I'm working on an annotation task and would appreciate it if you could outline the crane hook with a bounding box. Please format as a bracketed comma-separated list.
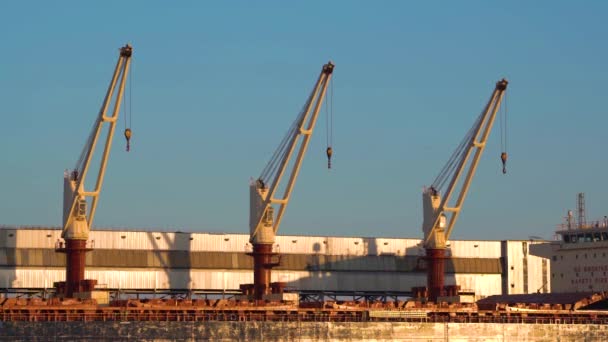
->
[326, 146, 333, 169]
[124, 128, 132, 152]
[500, 152, 507, 174]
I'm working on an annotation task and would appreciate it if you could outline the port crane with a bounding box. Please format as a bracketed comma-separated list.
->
[421, 79, 508, 302]
[57, 44, 133, 297]
[248, 61, 334, 300]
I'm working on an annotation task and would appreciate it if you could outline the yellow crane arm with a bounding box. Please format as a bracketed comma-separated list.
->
[422, 79, 508, 248]
[62, 44, 133, 240]
[249, 62, 334, 244]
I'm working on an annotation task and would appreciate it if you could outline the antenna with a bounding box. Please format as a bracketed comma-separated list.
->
[577, 193, 586, 229]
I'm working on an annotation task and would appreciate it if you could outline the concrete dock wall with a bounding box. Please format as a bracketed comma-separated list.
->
[1, 321, 606, 341]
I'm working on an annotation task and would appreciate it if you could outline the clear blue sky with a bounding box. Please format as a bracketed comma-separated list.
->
[0, 1, 607, 240]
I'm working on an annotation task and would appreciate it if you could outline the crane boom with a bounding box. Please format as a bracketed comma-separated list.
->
[420, 78, 508, 302]
[62, 44, 133, 240]
[250, 61, 334, 245]
[57, 44, 132, 298]
[422, 78, 508, 248]
[247, 61, 334, 300]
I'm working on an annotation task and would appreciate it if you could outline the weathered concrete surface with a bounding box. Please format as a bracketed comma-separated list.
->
[0, 321, 606, 341]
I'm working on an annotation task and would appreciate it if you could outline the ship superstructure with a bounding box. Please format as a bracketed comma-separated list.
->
[531, 193, 608, 293]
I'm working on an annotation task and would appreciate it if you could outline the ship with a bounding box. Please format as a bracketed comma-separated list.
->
[2, 226, 608, 341]
[2, 45, 607, 340]
[531, 193, 608, 293]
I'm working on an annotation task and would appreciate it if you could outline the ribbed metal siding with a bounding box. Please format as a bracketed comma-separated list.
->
[448, 241, 502, 258]
[1, 248, 502, 274]
[1, 228, 60, 249]
[453, 274, 502, 298]
[0, 267, 503, 297]
[0, 228, 533, 264]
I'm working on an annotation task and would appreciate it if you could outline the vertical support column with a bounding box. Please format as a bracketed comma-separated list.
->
[56, 239, 94, 297]
[426, 248, 446, 302]
[65, 239, 87, 297]
[250, 243, 278, 301]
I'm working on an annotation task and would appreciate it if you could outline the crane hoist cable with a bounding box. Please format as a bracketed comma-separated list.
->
[325, 76, 334, 169]
[499, 90, 508, 174]
[123, 59, 133, 152]
[431, 112, 484, 193]
[259, 92, 313, 185]
[74, 120, 99, 179]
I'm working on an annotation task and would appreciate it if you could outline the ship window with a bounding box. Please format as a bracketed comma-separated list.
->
[561, 256, 564, 260]
[570, 235, 577, 243]
[561, 273, 563, 278]
[585, 234, 593, 242]
[591, 272, 594, 276]
[603, 232, 608, 241]
[576, 254, 579, 259]
[594, 233, 601, 241]
[552, 273, 555, 278]
[552, 256, 557, 261]
[604, 253, 606, 258]
[585, 254, 588, 259]
[564, 235, 571, 243]
[594, 253, 597, 258]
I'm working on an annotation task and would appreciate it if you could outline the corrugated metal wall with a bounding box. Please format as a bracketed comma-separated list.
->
[503, 240, 551, 295]
[0, 227, 507, 258]
[0, 228, 546, 297]
[0, 248, 502, 274]
[0, 267, 502, 296]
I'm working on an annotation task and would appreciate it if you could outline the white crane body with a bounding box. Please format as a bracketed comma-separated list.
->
[422, 79, 508, 249]
[62, 44, 132, 241]
[247, 61, 334, 300]
[57, 44, 132, 298]
[249, 62, 334, 245]
[420, 79, 508, 302]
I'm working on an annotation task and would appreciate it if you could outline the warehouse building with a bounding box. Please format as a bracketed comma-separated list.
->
[0, 226, 549, 299]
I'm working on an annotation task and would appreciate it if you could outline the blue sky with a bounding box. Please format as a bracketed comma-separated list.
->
[0, 1, 607, 240]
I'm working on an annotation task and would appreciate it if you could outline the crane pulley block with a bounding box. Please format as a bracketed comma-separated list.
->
[326, 146, 333, 169]
[124, 128, 132, 152]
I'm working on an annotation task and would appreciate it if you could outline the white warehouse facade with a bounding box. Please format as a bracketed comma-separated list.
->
[0, 226, 549, 299]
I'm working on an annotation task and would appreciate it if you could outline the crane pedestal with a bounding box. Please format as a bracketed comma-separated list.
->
[426, 248, 446, 302]
[247, 243, 280, 301]
[55, 239, 95, 297]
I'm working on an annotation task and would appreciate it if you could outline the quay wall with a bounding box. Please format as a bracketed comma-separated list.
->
[1, 321, 606, 341]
